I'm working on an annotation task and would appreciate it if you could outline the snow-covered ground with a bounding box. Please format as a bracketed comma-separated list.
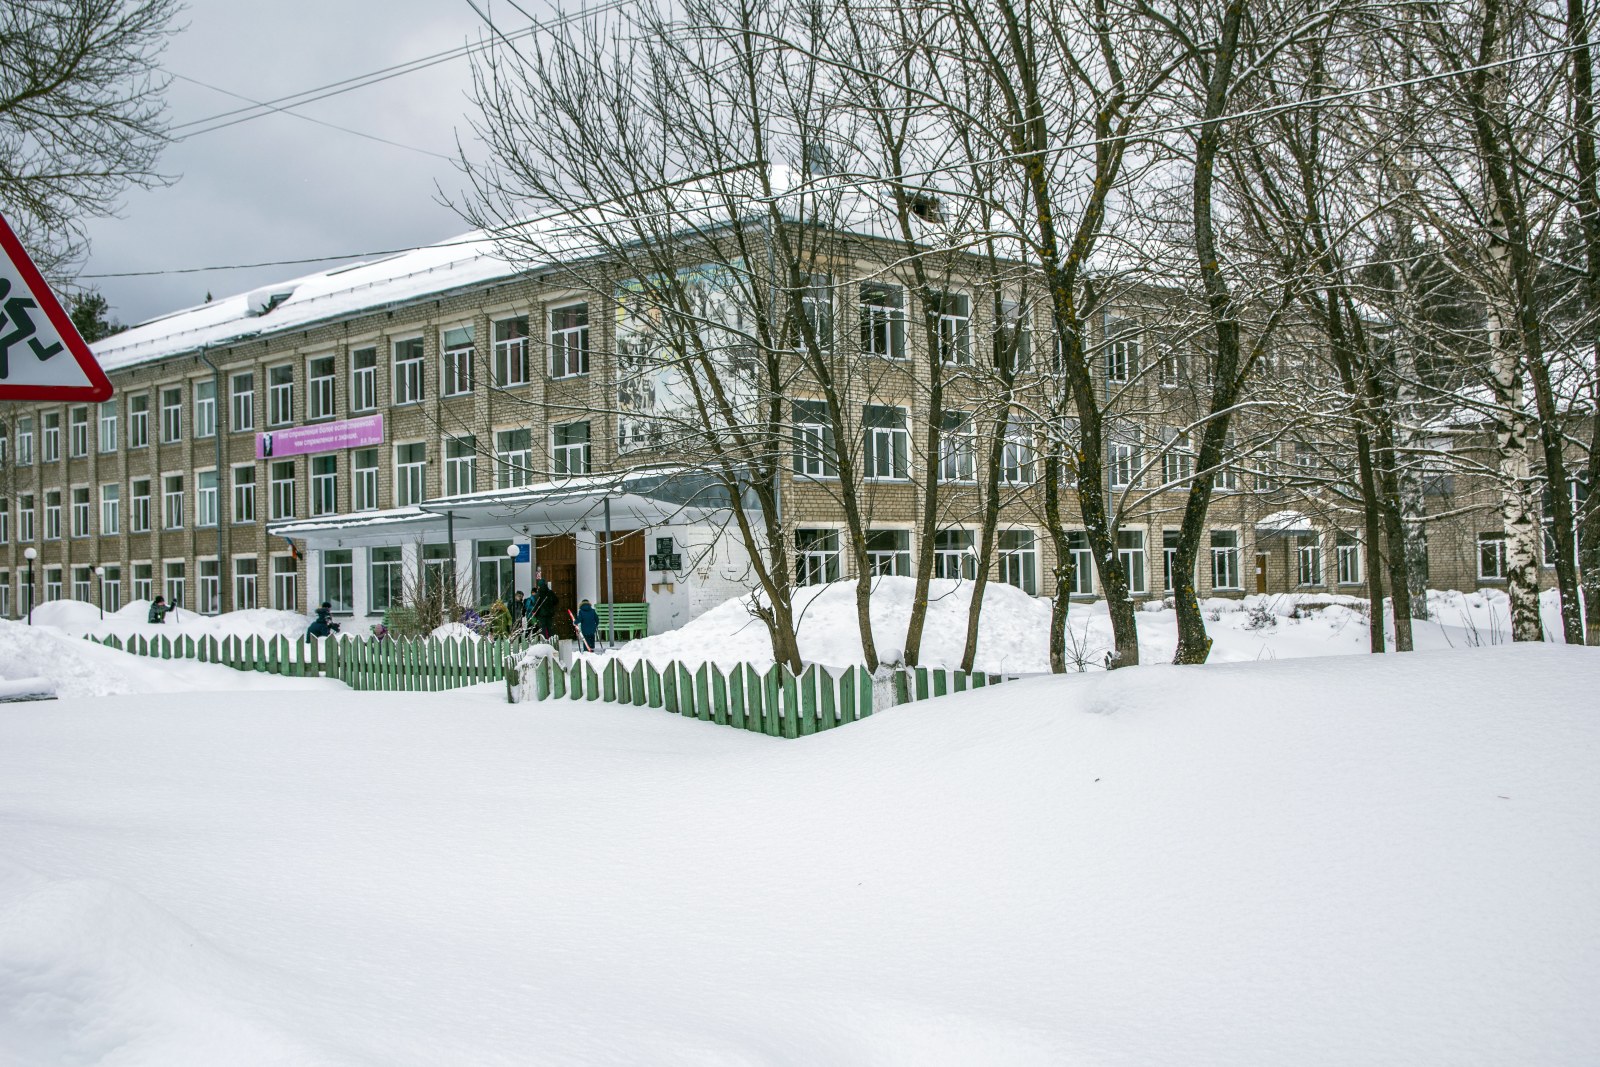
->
[598, 577, 1575, 672]
[28, 599, 313, 643]
[0, 618, 343, 699]
[1, 644, 1596, 1064]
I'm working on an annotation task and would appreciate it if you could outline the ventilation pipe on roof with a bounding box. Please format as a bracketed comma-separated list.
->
[245, 284, 298, 317]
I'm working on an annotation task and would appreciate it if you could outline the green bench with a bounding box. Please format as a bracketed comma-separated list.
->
[594, 602, 649, 641]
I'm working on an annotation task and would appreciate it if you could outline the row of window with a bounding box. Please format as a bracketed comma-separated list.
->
[3, 557, 296, 618]
[793, 528, 1365, 594]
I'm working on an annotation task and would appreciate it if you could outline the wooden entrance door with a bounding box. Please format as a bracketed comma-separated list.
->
[597, 530, 646, 605]
[533, 534, 577, 638]
[1255, 552, 1269, 594]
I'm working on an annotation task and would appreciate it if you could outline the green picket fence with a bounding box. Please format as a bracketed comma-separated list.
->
[84, 632, 533, 692]
[511, 655, 1017, 738]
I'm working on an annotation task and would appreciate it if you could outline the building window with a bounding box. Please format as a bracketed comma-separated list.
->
[69, 406, 89, 456]
[164, 561, 186, 608]
[127, 395, 149, 447]
[1297, 535, 1323, 586]
[1478, 533, 1507, 580]
[863, 404, 909, 480]
[197, 559, 220, 615]
[422, 544, 454, 599]
[476, 539, 514, 607]
[1159, 343, 1181, 387]
[99, 400, 118, 452]
[269, 461, 296, 520]
[0, 577, 9, 618]
[1213, 433, 1238, 492]
[232, 465, 256, 523]
[393, 338, 425, 404]
[44, 490, 61, 539]
[234, 558, 258, 610]
[1117, 529, 1148, 594]
[194, 380, 217, 438]
[1163, 529, 1182, 592]
[445, 436, 476, 495]
[1162, 429, 1193, 486]
[800, 273, 834, 351]
[311, 455, 337, 516]
[796, 528, 841, 586]
[132, 563, 153, 603]
[1002, 417, 1035, 484]
[321, 550, 354, 614]
[939, 411, 975, 482]
[71, 487, 91, 537]
[45, 566, 62, 602]
[1110, 438, 1139, 489]
[194, 470, 217, 527]
[102, 566, 121, 612]
[934, 529, 976, 580]
[496, 430, 532, 489]
[1211, 529, 1241, 590]
[792, 400, 837, 478]
[932, 291, 971, 364]
[369, 547, 404, 614]
[162, 476, 183, 529]
[1256, 440, 1281, 491]
[17, 417, 33, 464]
[231, 372, 255, 431]
[130, 480, 150, 533]
[552, 422, 590, 476]
[19, 495, 35, 543]
[272, 556, 298, 611]
[308, 355, 336, 420]
[396, 443, 427, 506]
[0, 501, 8, 544]
[42, 412, 60, 462]
[995, 300, 1031, 372]
[268, 365, 294, 426]
[1336, 533, 1361, 585]
[442, 326, 474, 396]
[1107, 327, 1138, 383]
[999, 529, 1038, 594]
[160, 386, 182, 442]
[494, 316, 529, 386]
[866, 529, 911, 576]
[859, 282, 906, 358]
[350, 347, 378, 411]
[353, 449, 379, 510]
[549, 304, 589, 378]
[1068, 533, 1095, 594]
[72, 566, 92, 602]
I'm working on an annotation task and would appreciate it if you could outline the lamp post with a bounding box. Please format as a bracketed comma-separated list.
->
[23, 547, 36, 625]
[505, 541, 520, 607]
[95, 565, 106, 621]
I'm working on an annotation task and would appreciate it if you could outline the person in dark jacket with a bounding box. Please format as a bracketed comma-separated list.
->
[511, 590, 527, 632]
[306, 601, 338, 639]
[147, 595, 174, 624]
[529, 579, 559, 640]
[576, 598, 600, 651]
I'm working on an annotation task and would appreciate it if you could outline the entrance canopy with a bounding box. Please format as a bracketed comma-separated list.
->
[1255, 509, 1314, 538]
[271, 466, 746, 551]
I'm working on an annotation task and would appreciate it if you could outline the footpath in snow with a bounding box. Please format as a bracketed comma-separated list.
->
[1, 644, 1596, 1064]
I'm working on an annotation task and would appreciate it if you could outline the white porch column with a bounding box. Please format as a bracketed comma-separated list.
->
[575, 528, 598, 604]
[305, 548, 322, 610]
[455, 538, 473, 605]
[401, 542, 421, 591]
[352, 547, 371, 620]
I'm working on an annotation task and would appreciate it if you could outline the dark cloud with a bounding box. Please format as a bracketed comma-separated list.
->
[83, 0, 520, 326]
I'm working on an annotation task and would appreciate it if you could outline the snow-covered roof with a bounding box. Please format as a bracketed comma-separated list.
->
[1255, 510, 1313, 534]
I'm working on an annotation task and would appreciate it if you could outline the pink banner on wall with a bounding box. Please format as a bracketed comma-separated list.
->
[257, 414, 384, 459]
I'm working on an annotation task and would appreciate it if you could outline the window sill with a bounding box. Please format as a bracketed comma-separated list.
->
[548, 373, 589, 382]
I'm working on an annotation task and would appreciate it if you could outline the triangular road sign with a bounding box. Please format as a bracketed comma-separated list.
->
[0, 212, 114, 402]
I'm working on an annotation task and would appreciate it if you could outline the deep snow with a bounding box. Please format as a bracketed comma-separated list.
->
[1, 645, 1596, 1064]
[596, 576, 1575, 672]
[28, 599, 312, 643]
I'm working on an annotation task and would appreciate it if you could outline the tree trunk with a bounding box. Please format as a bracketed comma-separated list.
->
[1042, 447, 1073, 673]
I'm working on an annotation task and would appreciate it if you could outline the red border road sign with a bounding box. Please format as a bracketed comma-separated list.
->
[0, 211, 114, 401]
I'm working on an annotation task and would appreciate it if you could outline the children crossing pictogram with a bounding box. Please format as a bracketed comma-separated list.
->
[0, 212, 114, 401]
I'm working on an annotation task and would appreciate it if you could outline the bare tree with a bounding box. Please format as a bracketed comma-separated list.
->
[0, 0, 178, 276]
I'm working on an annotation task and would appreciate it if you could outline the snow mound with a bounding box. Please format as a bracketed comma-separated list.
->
[430, 622, 479, 640]
[32, 600, 312, 643]
[0, 620, 340, 698]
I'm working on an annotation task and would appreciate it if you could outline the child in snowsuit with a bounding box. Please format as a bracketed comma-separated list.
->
[306, 601, 338, 639]
[576, 599, 600, 651]
[147, 595, 174, 624]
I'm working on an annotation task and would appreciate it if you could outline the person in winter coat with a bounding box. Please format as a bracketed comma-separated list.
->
[306, 601, 338, 639]
[576, 599, 600, 651]
[530, 579, 559, 639]
[511, 590, 527, 632]
[147, 595, 174, 624]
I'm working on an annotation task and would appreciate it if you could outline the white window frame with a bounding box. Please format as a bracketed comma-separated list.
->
[100, 483, 121, 535]
[232, 465, 256, 524]
[160, 386, 183, 442]
[552, 422, 591, 477]
[864, 405, 910, 481]
[396, 443, 427, 506]
[308, 355, 337, 420]
[494, 316, 529, 387]
[1211, 529, 1241, 591]
[231, 372, 255, 431]
[162, 476, 184, 530]
[495, 430, 532, 489]
[549, 304, 590, 379]
[194, 379, 217, 438]
[350, 347, 378, 412]
[269, 461, 296, 520]
[353, 449, 380, 511]
[859, 282, 906, 359]
[1117, 528, 1148, 595]
[268, 364, 294, 426]
[445, 436, 477, 495]
[442, 325, 475, 397]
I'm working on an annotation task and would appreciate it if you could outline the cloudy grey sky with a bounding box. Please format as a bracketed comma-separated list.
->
[82, 0, 553, 327]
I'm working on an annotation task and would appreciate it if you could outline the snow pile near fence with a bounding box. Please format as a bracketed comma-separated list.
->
[1, 646, 1596, 1063]
[29, 600, 310, 643]
[0, 619, 339, 698]
[597, 580, 1571, 671]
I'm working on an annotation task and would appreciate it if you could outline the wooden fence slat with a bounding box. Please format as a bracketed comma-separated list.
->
[799, 666, 818, 736]
[710, 665, 728, 726]
[692, 664, 709, 721]
[728, 666, 745, 729]
[585, 661, 600, 702]
[819, 667, 837, 729]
